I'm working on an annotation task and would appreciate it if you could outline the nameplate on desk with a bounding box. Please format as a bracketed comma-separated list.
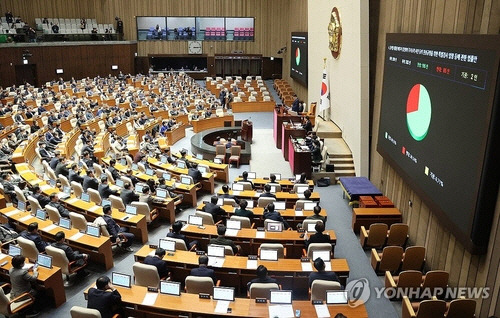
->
[66, 198, 79, 204]
[42, 224, 58, 232]
[225, 229, 239, 237]
[248, 255, 258, 260]
[69, 232, 85, 240]
[301, 257, 310, 262]
[255, 298, 267, 303]
[149, 244, 158, 249]
[196, 251, 205, 255]
[19, 215, 32, 222]
[297, 228, 305, 233]
[199, 293, 211, 299]
[301, 262, 313, 271]
[255, 231, 265, 239]
[147, 287, 158, 293]
[312, 300, 323, 304]
[295, 210, 304, 216]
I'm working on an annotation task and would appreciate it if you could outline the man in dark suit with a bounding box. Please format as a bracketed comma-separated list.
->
[263, 203, 290, 229]
[202, 196, 226, 223]
[144, 248, 170, 279]
[302, 116, 313, 133]
[190, 255, 216, 284]
[209, 225, 239, 255]
[125, 169, 139, 186]
[218, 185, 240, 204]
[68, 163, 84, 184]
[308, 258, 340, 287]
[48, 193, 70, 218]
[96, 205, 134, 251]
[305, 221, 331, 249]
[54, 157, 69, 178]
[291, 95, 300, 112]
[51, 231, 88, 273]
[187, 162, 202, 184]
[167, 221, 197, 250]
[38, 142, 53, 162]
[234, 199, 254, 219]
[32, 185, 50, 208]
[259, 184, 276, 199]
[120, 182, 138, 206]
[20, 222, 49, 252]
[82, 151, 95, 169]
[305, 205, 326, 223]
[83, 170, 99, 192]
[98, 176, 118, 199]
[108, 159, 121, 181]
[49, 152, 61, 170]
[240, 171, 255, 189]
[247, 265, 277, 290]
[87, 276, 123, 318]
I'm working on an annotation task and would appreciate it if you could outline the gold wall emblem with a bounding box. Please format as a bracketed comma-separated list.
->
[328, 7, 342, 59]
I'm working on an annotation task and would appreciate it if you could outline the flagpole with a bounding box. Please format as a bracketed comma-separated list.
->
[321, 58, 327, 121]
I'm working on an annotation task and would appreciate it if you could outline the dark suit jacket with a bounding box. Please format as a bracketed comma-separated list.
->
[308, 270, 340, 287]
[98, 183, 117, 199]
[83, 176, 99, 192]
[234, 208, 254, 219]
[69, 170, 84, 184]
[20, 230, 49, 252]
[144, 255, 169, 278]
[108, 166, 121, 181]
[51, 242, 84, 262]
[120, 189, 139, 206]
[87, 288, 122, 318]
[247, 276, 277, 290]
[33, 192, 50, 208]
[260, 192, 276, 199]
[49, 157, 59, 169]
[202, 202, 226, 222]
[48, 201, 70, 218]
[39, 148, 51, 160]
[190, 265, 216, 284]
[263, 210, 290, 229]
[209, 236, 238, 254]
[188, 168, 202, 184]
[305, 232, 331, 249]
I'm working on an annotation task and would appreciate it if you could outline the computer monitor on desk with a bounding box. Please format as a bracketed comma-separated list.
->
[270, 290, 292, 304]
[160, 281, 181, 296]
[112, 272, 131, 288]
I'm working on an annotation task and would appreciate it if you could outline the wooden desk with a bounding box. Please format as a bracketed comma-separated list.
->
[0, 206, 114, 270]
[191, 114, 234, 133]
[11, 129, 45, 164]
[289, 137, 312, 179]
[352, 207, 403, 233]
[216, 189, 320, 209]
[173, 153, 229, 183]
[57, 128, 80, 159]
[112, 118, 132, 137]
[80, 118, 100, 133]
[0, 254, 66, 308]
[232, 101, 275, 113]
[233, 177, 314, 191]
[135, 247, 349, 296]
[282, 124, 306, 161]
[94, 130, 110, 163]
[181, 223, 335, 258]
[136, 119, 159, 140]
[273, 108, 302, 149]
[165, 124, 186, 145]
[84, 285, 368, 317]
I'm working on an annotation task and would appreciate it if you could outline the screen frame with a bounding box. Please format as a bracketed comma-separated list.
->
[111, 272, 132, 288]
[213, 286, 235, 301]
[160, 281, 181, 296]
[269, 290, 293, 304]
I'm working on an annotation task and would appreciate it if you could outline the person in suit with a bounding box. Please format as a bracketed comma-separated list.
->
[120, 182, 139, 206]
[82, 151, 95, 169]
[305, 205, 326, 223]
[94, 205, 134, 251]
[54, 157, 69, 178]
[202, 196, 226, 223]
[144, 248, 170, 279]
[209, 225, 239, 255]
[167, 221, 197, 250]
[187, 162, 202, 184]
[311, 140, 322, 163]
[98, 176, 118, 199]
[68, 163, 84, 184]
[308, 257, 340, 287]
[9, 255, 40, 315]
[51, 231, 88, 274]
[240, 171, 255, 189]
[305, 221, 331, 249]
[139, 185, 155, 210]
[38, 142, 53, 162]
[263, 203, 290, 229]
[49, 152, 61, 170]
[0, 172, 17, 203]
[190, 255, 217, 284]
[218, 184, 240, 204]
[87, 275, 123, 318]
[20, 222, 49, 252]
[260, 184, 276, 199]
[234, 199, 254, 219]
[108, 159, 121, 181]
[247, 265, 277, 290]
[302, 116, 313, 133]
[125, 169, 139, 186]
[32, 185, 50, 208]
[48, 193, 70, 218]
[83, 170, 99, 192]
[291, 95, 300, 112]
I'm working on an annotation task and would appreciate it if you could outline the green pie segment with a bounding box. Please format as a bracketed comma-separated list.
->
[406, 84, 432, 141]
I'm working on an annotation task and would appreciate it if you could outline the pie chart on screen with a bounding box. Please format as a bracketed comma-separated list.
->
[406, 84, 432, 141]
[295, 47, 300, 66]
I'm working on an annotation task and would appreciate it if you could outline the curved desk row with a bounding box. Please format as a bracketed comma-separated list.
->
[216, 189, 320, 209]
[233, 176, 315, 191]
[191, 114, 234, 133]
[172, 152, 229, 183]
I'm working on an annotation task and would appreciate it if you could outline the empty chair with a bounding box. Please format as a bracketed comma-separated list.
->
[14, 186, 27, 203]
[421, 270, 449, 294]
[71, 181, 83, 198]
[228, 146, 241, 168]
[166, 237, 196, 251]
[257, 197, 276, 208]
[305, 243, 332, 259]
[208, 244, 234, 256]
[92, 163, 104, 178]
[215, 145, 226, 163]
[131, 201, 158, 223]
[402, 296, 447, 318]
[371, 246, 404, 274]
[69, 212, 87, 231]
[237, 181, 253, 191]
[264, 219, 283, 230]
[229, 215, 252, 228]
[295, 200, 313, 211]
[385, 270, 423, 298]
[133, 262, 160, 287]
[310, 279, 341, 301]
[249, 283, 279, 299]
[445, 298, 476, 318]
[58, 174, 70, 188]
[386, 223, 409, 247]
[45, 205, 61, 224]
[17, 236, 39, 261]
[109, 195, 125, 212]
[401, 246, 426, 271]
[360, 223, 389, 249]
[259, 243, 285, 259]
[222, 198, 238, 207]
[195, 211, 216, 225]
[104, 169, 115, 184]
[27, 195, 42, 212]
[0, 284, 35, 317]
[87, 188, 102, 205]
[70, 306, 102, 318]
[185, 276, 215, 295]
[46, 245, 87, 284]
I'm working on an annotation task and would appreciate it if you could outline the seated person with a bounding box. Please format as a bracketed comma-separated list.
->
[247, 265, 277, 290]
[260, 184, 276, 199]
[295, 172, 308, 184]
[167, 220, 197, 250]
[9, 255, 40, 315]
[83, 170, 99, 192]
[218, 184, 240, 204]
[94, 205, 135, 252]
[139, 185, 155, 210]
[308, 257, 340, 287]
[107, 159, 121, 181]
[302, 189, 312, 200]
[209, 225, 239, 255]
[190, 255, 216, 284]
[68, 163, 84, 184]
[48, 193, 70, 218]
[87, 275, 123, 318]
[187, 162, 202, 184]
[125, 168, 139, 186]
[98, 176, 118, 199]
[51, 231, 88, 275]
[305, 205, 326, 223]
[305, 221, 331, 249]
[32, 185, 50, 208]
[263, 203, 290, 230]
[120, 182, 139, 206]
[144, 247, 170, 279]
[202, 196, 226, 223]
[234, 199, 254, 219]
[302, 116, 313, 132]
[21, 222, 49, 252]
[239, 171, 255, 189]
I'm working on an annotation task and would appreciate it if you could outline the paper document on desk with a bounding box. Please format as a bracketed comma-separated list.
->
[70, 232, 85, 240]
[42, 224, 58, 232]
[314, 304, 331, 317]
[324, 262, 332, 271]
[208, 257, 225, 268]
[225, 229, 239, 237]
[40, 184, 52, 191]
[301, 146, 310, 151]
[268, 304, 295, 318]
[66, 198, 79, 204]
[295, 210, 303, 216]
[232, 190, 241, 196]
[214, 300, 230, 313]
[297, 194, 305, 199]
[301, 262, 313, 271]
[88, 206, 100, 212]
[0, 253, 7, 261]
[142, 292, 158, 306]
[22, 263, 34, 270]
[255, 231, 265, 239]
[247, 259, 258, 269]
[19, 215, 32, 222]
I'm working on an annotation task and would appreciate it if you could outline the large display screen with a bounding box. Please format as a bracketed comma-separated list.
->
[377, 34, 500, 253]
[290, 32, 308, 86]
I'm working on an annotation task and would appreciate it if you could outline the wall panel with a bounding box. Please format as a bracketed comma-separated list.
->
[370, 0, 500, 316]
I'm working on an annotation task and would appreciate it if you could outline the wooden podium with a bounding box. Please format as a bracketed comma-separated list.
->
[241, 119, 253, 142]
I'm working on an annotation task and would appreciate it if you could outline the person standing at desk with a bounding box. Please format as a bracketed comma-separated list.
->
[87, 276, 123, 318]
[291, 94, 300, 112]
[234, 199, 254, 219]
[190, 255, 217, 284]
[308, 258, 340, 287]
[263, 203, 290, 230]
